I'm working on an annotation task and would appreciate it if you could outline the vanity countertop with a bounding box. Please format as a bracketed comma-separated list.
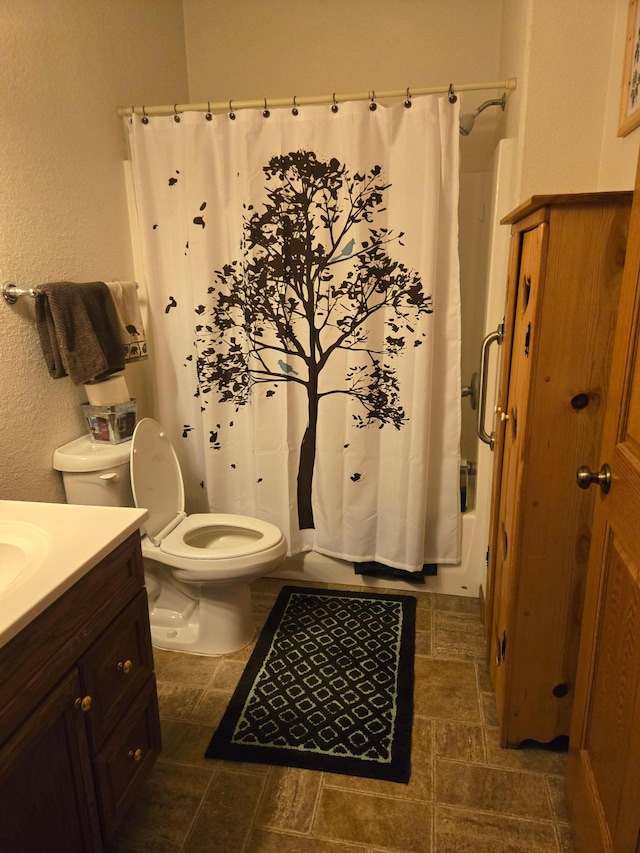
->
[0, 500, 148, 648]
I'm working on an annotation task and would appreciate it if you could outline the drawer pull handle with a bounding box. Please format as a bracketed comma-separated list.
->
[117, 659, 133, 674]
[128, 748, 143, 762]
[75, 695, 92, 712]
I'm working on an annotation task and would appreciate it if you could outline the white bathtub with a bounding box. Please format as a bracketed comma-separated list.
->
[270, 507, 481, 598]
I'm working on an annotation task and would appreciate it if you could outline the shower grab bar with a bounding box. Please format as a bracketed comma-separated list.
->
[477, 322, 504, 451]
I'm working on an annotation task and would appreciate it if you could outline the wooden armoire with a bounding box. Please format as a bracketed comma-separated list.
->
[485, 192, 632, 748]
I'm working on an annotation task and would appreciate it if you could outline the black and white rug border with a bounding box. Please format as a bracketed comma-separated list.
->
[205, 585, 416, 783]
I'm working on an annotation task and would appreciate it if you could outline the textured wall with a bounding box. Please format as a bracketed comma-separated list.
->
[499, 0, 640, 199]
[3, 0, 637, 506]
[0, 0, 188, 502]
[183, 0, 506, 173]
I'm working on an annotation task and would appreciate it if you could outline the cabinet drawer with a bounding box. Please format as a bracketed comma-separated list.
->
[93, 675, 161, 843]
[79, 591, 154, 752]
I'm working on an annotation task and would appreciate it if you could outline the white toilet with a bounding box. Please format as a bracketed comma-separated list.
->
[53, 418, 287, 655]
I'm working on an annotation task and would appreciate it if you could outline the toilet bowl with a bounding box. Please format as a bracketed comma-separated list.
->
[53, 418, 287, 655]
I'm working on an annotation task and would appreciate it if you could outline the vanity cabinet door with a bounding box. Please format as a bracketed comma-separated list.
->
[93, 675, 162, 842]
[79, 590, 155, 752]
[0, 669, 102, 853]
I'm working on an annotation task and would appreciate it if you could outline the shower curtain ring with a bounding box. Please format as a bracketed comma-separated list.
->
[173, 103, 180, 122]
[369, 91, 377, 111]
[292, 95, 299, 116]
[263, 98, 270, 118]
[142, 105, 149, 124]
[404, 88, 412, 108]
[331, 93, 339, 113]
[228, 100, 236, 120]
[205, 101, 212, 121]
[448, 84, 457, 103]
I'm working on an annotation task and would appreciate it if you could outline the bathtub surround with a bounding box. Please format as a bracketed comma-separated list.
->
[127, 94, 461, 575]
[205, 586, 415, 783]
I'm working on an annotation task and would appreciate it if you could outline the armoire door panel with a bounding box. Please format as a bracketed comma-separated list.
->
[487, 192, 632, 749]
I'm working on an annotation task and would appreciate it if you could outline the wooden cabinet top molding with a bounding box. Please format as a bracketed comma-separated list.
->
[501, 191, 633, 225]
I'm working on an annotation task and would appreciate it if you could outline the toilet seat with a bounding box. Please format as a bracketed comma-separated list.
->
[160, 513, 284, 560]
[130, 419, 285, 573]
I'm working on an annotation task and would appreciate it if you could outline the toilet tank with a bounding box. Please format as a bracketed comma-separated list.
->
[53, 434, 135, 508]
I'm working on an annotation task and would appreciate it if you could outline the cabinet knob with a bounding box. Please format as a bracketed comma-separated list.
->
[117, 659, 133, 674]
[128, 748, 143, 762]
[75, 695, 92, 712]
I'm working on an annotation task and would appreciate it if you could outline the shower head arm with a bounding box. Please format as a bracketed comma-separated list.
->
[459, 93, 506, 136]
[472, 95, 506, 118]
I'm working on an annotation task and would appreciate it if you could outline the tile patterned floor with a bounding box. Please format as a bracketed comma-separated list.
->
[110, 578, 576, 852]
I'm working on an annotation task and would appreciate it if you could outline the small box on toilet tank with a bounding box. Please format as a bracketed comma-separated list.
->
[81, 399, 137, 444]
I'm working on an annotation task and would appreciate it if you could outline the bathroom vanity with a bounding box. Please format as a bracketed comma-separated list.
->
[0, 501, 160, 851]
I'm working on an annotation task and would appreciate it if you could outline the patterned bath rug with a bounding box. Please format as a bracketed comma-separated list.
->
[205, 585, 415, 783]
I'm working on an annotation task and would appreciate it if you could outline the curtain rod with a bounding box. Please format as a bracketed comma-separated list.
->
[117, 78, 516, 118]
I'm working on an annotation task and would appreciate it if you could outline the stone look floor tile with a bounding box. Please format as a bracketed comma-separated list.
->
[476, 662, 493, 693]
[481, 690, 499, 726]
[156, 682, 206, 720]
[435, 805, 559, 852]
[484, 727, 567, 776]
[434, 594, 480, 615]
[415, 628, 432, 656]
[157, 718, 222, 768]
[110, 762, 214, 851]
[546, 774, 570, 823]
[254, 766, 322, 833]
[323, 716, 433, 801]
[413, 657, 481, 722]
[245, 828, 370, 852]
[434, 719, 486, 764]
[435, 759, 553, 820]
[210, 659, 247, 691]
[153, 648, 222, 687]
[189, 686, 235, 726]
[433, 611, 486, 662]
[313, 787, 432, 851]
[110, 579, 578, 852]
[556, 822, 577, 852]
[183, 769, 266, 852]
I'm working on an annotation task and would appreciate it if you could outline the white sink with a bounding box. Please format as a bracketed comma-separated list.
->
[0, 500, 148, 648]
[0, 520, 52, 592]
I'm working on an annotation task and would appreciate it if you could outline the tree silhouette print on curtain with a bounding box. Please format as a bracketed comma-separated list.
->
[195, 150, 433, 530]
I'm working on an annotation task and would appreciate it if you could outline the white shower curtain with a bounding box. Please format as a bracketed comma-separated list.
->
[127, 96, 461, 571]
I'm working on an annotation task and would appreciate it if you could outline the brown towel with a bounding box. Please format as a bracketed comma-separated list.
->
[35, 281, 125, 384]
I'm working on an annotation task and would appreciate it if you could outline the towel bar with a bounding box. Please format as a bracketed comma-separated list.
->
[3, 281, 138, 304]
[2, 283, 40, 304]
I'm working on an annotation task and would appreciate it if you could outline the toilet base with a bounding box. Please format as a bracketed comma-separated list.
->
[148, 579, 256, 656]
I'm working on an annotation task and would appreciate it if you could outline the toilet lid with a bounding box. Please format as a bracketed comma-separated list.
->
[130, 418, 185, 542]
